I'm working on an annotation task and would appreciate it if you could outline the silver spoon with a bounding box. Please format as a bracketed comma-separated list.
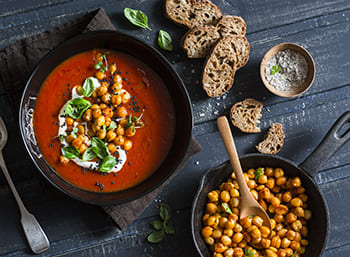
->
[0, 116, 50, 254]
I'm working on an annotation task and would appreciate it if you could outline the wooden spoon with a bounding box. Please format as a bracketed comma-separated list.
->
[217, 116, 271, 234]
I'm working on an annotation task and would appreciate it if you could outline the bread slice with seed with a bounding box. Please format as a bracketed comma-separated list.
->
[230, 34, 250, 69]
[216, 15, 247, 37]
[181, 25, 220, 58]
[256, 123, 285, 154]
[202, 36, 238, 97]
[165, 0, 222, 28]
[230, 98, 263, 133]
[181, 16, 248, 59]
[190, 0, 222, 28]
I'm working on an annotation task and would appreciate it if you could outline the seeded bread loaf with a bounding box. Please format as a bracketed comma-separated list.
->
[216, 15, 247, 37]
[165, 0, 222, 28]
[256, 123, 285, 154]
[202, 36, 238, 97]
[181, 25, 221, 58]
[229, 98, 263, 133]
[181, 15, 248, 58]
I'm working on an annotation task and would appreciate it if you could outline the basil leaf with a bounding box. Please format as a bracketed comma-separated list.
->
[150, 220, 163, 231]
[158, 30, 173, 51]
[124, 8, 151, 31]
[82, 147, 97, 161]
[65, 98, 91, 119]
[165, 225, 175, 235]
[99, 155, 116, 173]
[221, 203, 233, 214]
[160, 203, 171, 222]
[147, 230, 164, 243]
[61, 146, 80, 159]
[82, 77, 95, 97]
[108, 121, 117, 130]
[91, 137, 110, 159]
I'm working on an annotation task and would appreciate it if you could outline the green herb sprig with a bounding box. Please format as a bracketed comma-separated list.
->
[244, 248, 254, 257]
[158, 30, 173, 51]
[270, 65, 281, 75]
[147, 203, 175, 243]
[124, 8, 151, 31]
[221, 203, 233, 214]
[94, 52, 110, 73]
[254, 168, 263, 180]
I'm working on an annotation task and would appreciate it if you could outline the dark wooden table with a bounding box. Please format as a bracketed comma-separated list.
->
[0, 0, 349, 256]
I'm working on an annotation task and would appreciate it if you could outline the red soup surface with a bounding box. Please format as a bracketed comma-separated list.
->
[33, 49, 175, 192]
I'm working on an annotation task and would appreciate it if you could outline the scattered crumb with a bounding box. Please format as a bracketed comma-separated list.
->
[199, 113, 205, 117]
[195, 161, 199, 165]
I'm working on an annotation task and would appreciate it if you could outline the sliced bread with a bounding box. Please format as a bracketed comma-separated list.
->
[181, 15, 248, 59]
[190, 0, 222, 28]
[165, 0, 222, 28]
[230, 34, 250, 69]
[256, 123, 285, 154]
[216, 15, 247, 37]
[230, 98, 263, 133]
[202, 36, 238, 97]
[181, 25, 221, 58]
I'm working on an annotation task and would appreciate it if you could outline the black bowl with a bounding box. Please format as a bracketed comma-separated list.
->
[19, 30, 193, 205]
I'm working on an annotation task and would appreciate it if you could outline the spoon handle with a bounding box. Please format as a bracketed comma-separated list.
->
[217, 117, 252, 203]
[0, 151, 50, 254]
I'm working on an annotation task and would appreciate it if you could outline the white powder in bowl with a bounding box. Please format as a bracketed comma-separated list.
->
[265, 49, 308, 91]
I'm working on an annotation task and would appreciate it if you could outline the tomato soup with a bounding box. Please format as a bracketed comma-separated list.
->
[33, 49, 175, 192]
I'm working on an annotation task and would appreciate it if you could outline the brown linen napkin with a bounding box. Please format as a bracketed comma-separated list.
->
[0, 8, 202, 229]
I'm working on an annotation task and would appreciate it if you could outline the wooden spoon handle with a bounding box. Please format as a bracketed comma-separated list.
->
[217, 116, 252, 201]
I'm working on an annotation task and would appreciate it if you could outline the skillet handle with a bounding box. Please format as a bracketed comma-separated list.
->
[300, 111, 350, 177]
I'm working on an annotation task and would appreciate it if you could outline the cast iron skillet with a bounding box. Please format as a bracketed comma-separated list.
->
[19, 30, 193, 205]
[192, 111, 350, 257]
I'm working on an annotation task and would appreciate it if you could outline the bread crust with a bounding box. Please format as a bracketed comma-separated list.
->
[181, 25, 221, 58]
[256, 123, 285, 154]
[181, 15, 248, 59]
[202, 36, 238, 97]
[165, 0, 222, 28]
[230, 98, 263, 133]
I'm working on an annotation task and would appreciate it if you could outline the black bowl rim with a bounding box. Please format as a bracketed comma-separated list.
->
[19, 30, 194, 205]
[191, 153, 329, 257]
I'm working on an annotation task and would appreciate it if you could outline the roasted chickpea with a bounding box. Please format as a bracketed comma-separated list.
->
[205, 236, 215, 245]
[274, 168, 284, 178]
[92, 108, 102, 119]
[109, 64, 117, 74]
[206, 203, 218, 214]
[105, 129, 116, 142]
[125, 125, 136, 137]
[72, 137, 82, 148]
[101, 93, 111, 103]
[96, 129, 106, 140]
[95, 70, 106, 80]
[208, 190, 219, 202]
[290, 198, 303, 207]
[59, 155, 69, 165]
[233, 247, 244, 257]
[78, 143, 88, 154]
[221, 235, 232, 246]
[95, 116, 105, 127]
[83, 109, 92, 122]
[122, 92, 131, 103]
[220, 191, 231, 202]
[65, 117, 74, 126]
[65, 134, 75, 144]
[291, 177, 302, 187]
[214, 242, 226, 253]
[111, 94, 122, 106]
[102, 107, 113, 118]
[113, 74, 122, 84]
[116, 106, 128, 118]
[98, 83, 108, 96]
[304, 209, 312, 221]
[114, 135, 125, 146]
